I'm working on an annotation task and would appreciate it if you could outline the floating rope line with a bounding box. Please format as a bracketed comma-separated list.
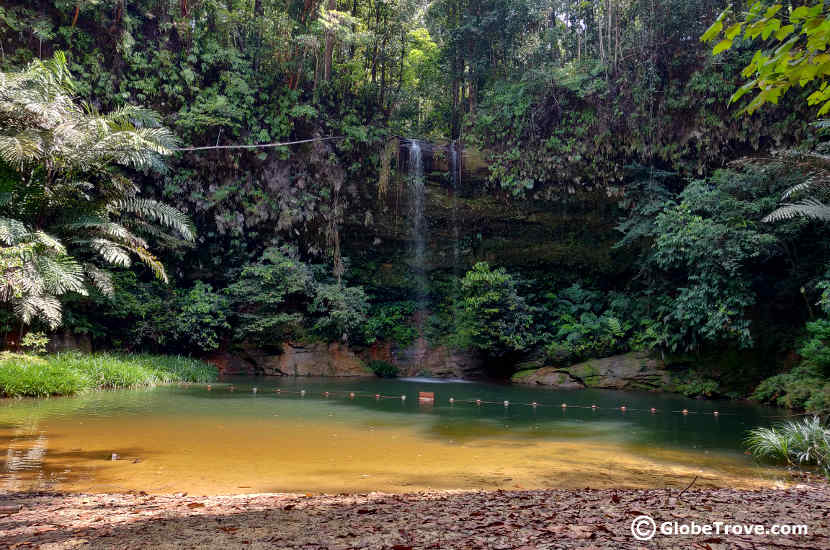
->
[200, 384, 734, 417]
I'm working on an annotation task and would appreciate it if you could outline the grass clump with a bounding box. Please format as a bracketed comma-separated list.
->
[745, 416, 830, 477]
[0, 352, 217, 398]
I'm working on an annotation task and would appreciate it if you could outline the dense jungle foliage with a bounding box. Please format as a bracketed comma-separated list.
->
[4, 0, 830, 411]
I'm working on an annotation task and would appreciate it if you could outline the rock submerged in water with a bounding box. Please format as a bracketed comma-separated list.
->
[512, 352, 671, 391]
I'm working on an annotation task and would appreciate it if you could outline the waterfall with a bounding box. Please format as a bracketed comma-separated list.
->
[450, 142, 460, 278]
[450, 142, 461, 328]
[409, 141, 428, 312]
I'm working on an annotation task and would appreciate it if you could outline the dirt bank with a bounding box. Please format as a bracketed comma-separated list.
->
[2, 486, 828, 549]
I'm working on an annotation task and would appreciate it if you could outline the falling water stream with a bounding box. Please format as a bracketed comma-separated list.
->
[450, 142, 461, 329]
[409, 140, 428, 314]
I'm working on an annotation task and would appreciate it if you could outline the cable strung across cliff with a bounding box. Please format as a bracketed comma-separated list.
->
[174, 136, 346, 152]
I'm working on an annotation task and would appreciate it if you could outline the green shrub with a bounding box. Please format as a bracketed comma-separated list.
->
[538, 284, 635, 365]
[20, 332, 49, 355]
[364, 301, 418, 346]
[752, 364, 830, 413]
[672, 370, 720, 398]
[367, 359, 399, 378]
[745, 417, 830, 477]
[457, 262, 536, 356]
[0, 352, 217, 397]
[227, 246, 368, 346]
[752, 311, 830, 413]
[171, 282, 231, 352]
[799, 318, 830, 377]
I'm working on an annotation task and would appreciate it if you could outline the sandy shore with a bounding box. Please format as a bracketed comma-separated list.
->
[2, 486, 829, 549]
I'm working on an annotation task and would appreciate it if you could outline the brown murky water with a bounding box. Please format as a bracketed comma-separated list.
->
[0, 378, 788, 494]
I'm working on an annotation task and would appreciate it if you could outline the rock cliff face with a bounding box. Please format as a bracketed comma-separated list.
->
[199, 145, 627, 381]
[207, 343, 369, 376]
[364, 338, 484, 378]
[46, 331, 92, 353]
[206, 339, 484, 378]
[512, 352, 671, 391]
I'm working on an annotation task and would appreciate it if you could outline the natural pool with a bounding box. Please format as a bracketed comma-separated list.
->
[0, 376, 790, 494]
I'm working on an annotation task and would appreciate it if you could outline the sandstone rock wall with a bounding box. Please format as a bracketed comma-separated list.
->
[512, 352, 671, 391]
[206, 339, 484, 378]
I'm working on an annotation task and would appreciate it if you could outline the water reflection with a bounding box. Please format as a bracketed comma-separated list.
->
[0, 378, 790, 494]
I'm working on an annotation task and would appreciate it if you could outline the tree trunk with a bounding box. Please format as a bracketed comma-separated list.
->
[323, 0, 336, 81]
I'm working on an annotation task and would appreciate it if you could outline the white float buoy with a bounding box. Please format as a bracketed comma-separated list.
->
[504, 400, 509, 407]
[300, 390, 306, 396]
[449, 397, 455, 403]
[713, 411, 719, 417]
[401, 395, 406, 401]
[252, 387, 258, 394]
[476, 399, 482, 406]
[620, 406, 626, 412]
[561, 403, 567, 408]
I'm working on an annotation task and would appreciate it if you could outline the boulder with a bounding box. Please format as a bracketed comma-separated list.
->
[249, 342, 371, 377]
[47, 330, 92, 353]
[362, 337, 484, 378]
[513, 352, 670, 391]
[204, 352, 256, 375]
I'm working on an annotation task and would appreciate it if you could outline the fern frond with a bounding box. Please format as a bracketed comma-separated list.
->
[65, 218, 148, 249]
[764, 198, 830, 222]
[0, 217, 30, 245]
[86, 238, 132, 267]
[103, 105, 163, 128]
[34, 254, 86, 295]
[131, 245, 168, 282]
[32, 230, 67, 254]
[13, 295, 63, 329]
[83, 263, 114, 297]
[781, 180, 815, 200]
[0, 132, 43, 167]
[109, 198, 195, 241]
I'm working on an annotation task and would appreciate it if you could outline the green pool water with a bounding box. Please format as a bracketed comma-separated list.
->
[0, 376, 790, 494]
